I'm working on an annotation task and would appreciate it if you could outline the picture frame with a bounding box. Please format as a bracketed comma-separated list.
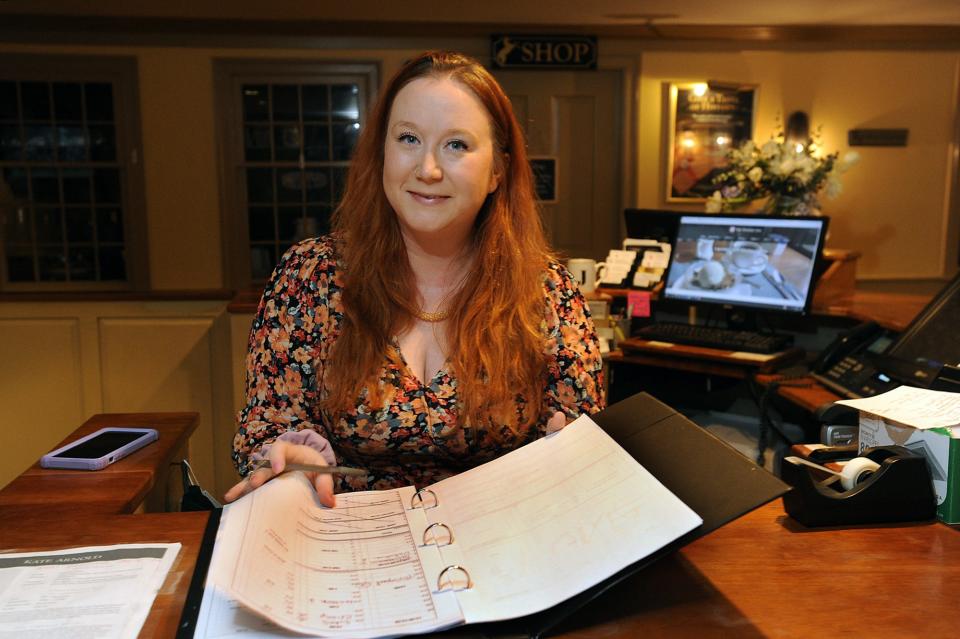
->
[665, 82, 757, 203]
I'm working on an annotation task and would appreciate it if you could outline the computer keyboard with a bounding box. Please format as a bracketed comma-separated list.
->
[636, 322, 794, 354]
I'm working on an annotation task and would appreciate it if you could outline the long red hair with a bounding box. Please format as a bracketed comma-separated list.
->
[326, 51, 553, 433]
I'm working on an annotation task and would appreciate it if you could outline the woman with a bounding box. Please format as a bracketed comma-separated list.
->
[226, 51, 604, 506]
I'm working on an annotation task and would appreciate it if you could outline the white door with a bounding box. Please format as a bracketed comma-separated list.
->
[495, 70, 622, 261]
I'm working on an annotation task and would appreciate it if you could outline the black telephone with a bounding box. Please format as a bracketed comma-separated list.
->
[810, 321, 900, 398]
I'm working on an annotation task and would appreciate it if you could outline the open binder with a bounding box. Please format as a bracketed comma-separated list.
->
[177, 393, 788, 638]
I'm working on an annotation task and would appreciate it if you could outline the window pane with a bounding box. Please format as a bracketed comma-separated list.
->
[278, 205, 304, 242]
[53, 83, 83, 121]
[331, 166, 350, 203]
[250, 245, 276, 280]
[58, 125, 87, 162]
[301, 85, 329, 120]
[65, 207, 94, 242]
[84, 83, 114, 121]
[271, 85, 299, 121]
[34, 207, 63, 243]
[4, 206, 32, 243]
[247, 206, 274, 241]
[67, 246, 96, 280]
[6, 248, 35, 282]
[331, 121, 359, 161]
[330, 85, 360, 120]
[246, 168, 273, 203]
[243, 125, 270, 162]
[0, 123, 21, 160]
[62, 168, 92, 202]
[88, 124, 116, 161]
[96, 207, 124, 242]
[93, 168, 121, 203]
[242, 85, 269, 122]
[303, 124, 330, 162]
[21, 82, 51, 120]
[3, 167, 28, 198]
[0, 81, 18, 120]
[276, 169, 302, 203]
[37, 247, 67, 281]
[273, 124, 300, 162]
[307, 204, 332, 236]
[31, 169, 60, 203]
[24, 124, 54, 160]
[304, 168, 331, 204]
[98, 245, 126, 280]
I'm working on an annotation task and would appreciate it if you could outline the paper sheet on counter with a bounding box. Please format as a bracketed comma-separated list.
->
[0, 543, 180, 639]
[836, 385, 960, 430]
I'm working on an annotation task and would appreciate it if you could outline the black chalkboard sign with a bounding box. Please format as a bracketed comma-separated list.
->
[529, 157, 557, 202]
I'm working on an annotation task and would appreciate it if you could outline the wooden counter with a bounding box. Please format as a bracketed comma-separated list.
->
[4, 499, 957, 638]
[0, 412, 198, 517]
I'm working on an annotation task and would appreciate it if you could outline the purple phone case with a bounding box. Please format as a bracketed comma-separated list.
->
[40, 427, 159, 470]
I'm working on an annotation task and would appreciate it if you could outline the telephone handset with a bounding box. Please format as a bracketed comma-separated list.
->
[811, 321, 885, 374]
[810, 321, 900, 398]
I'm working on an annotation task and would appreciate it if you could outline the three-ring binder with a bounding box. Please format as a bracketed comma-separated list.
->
[410, 487, 438, 509]
[422, 522, 454, 546]
[437, 564, 472, 591]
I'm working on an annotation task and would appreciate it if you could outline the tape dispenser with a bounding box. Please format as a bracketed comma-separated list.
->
[781, 445, 936, 527]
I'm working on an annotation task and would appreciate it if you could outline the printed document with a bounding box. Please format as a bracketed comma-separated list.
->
[837, 385, 960, 429]
[196, 415, 702, 638]
[0, 543, 180, 639]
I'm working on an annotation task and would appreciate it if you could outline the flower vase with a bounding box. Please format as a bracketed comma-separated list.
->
[763, 193, 821, 216]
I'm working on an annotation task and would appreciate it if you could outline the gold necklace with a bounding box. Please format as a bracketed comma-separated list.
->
[412, 307, 451, 322]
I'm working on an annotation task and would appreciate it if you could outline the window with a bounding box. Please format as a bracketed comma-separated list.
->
[215, 60, 378, 286]
[0, 55, 145, 290]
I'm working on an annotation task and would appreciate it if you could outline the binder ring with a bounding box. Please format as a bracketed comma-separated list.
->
[422, 522, 454, 546]
[437, 564, 472, 591]
[410, 488, 438, 510]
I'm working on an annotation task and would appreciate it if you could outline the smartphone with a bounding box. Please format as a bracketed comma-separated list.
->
[40, 427, 159, 470]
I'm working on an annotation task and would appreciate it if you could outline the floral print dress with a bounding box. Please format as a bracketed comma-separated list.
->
[232, 236, 605, 491]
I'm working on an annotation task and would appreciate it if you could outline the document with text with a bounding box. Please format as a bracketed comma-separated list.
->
[0, 543, 180, 639]
[195, 416, 703, 638]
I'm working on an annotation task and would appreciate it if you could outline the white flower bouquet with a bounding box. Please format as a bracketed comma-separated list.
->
[706, 131, 859, 215]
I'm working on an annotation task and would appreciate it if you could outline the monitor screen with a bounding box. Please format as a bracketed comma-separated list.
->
[623, 209, 681, 244]
[661, 213, 829, 314]
[879, 272, 960, 385]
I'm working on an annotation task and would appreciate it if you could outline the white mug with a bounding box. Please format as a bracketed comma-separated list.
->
[567, 258, 606, 293]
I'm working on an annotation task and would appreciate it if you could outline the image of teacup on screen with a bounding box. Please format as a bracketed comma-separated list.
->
[730, 241, 768, 274]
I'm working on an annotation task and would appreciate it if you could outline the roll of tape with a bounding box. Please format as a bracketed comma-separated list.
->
[840, 457, 881, 490]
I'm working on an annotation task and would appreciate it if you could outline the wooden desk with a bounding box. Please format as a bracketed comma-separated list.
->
[0, 412, 198, 517]
[755, 373, 842, 413]
[4, 500, 957, 638]
[611, 338, 803, 379]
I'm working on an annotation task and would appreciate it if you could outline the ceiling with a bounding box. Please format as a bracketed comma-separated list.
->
[0, 0, 959, 26]
[1, 1, 959, 42]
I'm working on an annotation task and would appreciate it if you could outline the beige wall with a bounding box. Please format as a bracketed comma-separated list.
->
[629, 49, 960, 280]
[2, 41, 956, 286]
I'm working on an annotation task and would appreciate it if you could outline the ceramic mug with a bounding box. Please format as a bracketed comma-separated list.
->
[567, 258, 606, 293]
[731, 241, 768, 272]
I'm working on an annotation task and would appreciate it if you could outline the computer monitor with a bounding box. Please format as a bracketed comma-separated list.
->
[877, 271, 960, 387]
[661, 213, 829, 315]
[623, 208, 681, 244]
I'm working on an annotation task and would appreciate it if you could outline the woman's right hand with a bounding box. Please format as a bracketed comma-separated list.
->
[224, 440, 336, 507]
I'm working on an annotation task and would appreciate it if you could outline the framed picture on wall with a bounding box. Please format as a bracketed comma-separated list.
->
[665, 82, 757, 202]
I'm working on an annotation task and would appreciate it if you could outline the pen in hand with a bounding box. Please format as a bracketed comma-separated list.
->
[252, 459, 367, 477]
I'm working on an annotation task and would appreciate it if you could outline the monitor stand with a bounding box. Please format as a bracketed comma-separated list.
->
[724, 308, 777, 335]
